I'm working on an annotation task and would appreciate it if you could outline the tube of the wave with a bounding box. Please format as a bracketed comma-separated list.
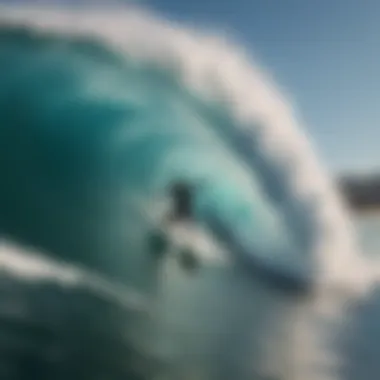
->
[0, 2, 369, 380]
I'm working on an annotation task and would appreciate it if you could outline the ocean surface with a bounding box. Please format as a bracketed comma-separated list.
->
[1, 212, 378, 380]
[119, 212, 380, 380]
[0, 5, 378, 380]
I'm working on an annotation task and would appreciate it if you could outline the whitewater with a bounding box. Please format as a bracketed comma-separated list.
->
[1, 3, 380, 380]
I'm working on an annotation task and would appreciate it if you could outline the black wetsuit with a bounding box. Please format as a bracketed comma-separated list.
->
[170, 183, 193, 221]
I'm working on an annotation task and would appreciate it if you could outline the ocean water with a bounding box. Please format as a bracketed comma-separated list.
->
[1, 215, 379, 380]
[334, 213, 380, 380]
[0, 4, 379, 380]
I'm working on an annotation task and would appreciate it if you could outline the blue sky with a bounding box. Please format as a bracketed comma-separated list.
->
[147, 0, 380, 174]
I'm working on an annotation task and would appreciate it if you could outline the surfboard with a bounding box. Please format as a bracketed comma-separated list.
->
[148, 218, 229, 271]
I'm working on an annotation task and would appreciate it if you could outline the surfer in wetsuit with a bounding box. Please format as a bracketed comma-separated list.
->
[168, 182, 200, 272]
[169, 182, 194, 221]
[149, 181, 199, 272]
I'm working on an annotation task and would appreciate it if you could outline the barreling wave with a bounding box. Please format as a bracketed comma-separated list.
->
[0, 3, 365, 289]
[1, 3, 379, 380]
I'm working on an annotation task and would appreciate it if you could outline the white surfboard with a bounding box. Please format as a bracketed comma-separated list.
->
[167, 220, 230, 267]
[149, 217, 229, 269]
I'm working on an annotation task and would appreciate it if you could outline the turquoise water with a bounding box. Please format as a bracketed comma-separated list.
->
[0, 20, 325, 292]
[0, 5, 373, 380]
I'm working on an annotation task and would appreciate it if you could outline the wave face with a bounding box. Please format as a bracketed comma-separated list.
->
[0, 4, 361, 286]
[0, 25, 313, 283]
[0, 4, 372, 380]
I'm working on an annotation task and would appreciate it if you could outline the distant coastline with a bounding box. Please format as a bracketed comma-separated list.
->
[338, 173, 380, 214]
[351, 206, 380, 217]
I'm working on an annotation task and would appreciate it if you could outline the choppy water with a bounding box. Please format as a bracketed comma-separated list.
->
[1, 213, 379, 380]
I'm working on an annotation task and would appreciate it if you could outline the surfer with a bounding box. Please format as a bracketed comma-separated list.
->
[168, 181, 200, 272]
[148, 181, 200, 273]
[168, 182, 194, 221]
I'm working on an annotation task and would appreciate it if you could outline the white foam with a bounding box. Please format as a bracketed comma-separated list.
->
[0, 240, 149, 312]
